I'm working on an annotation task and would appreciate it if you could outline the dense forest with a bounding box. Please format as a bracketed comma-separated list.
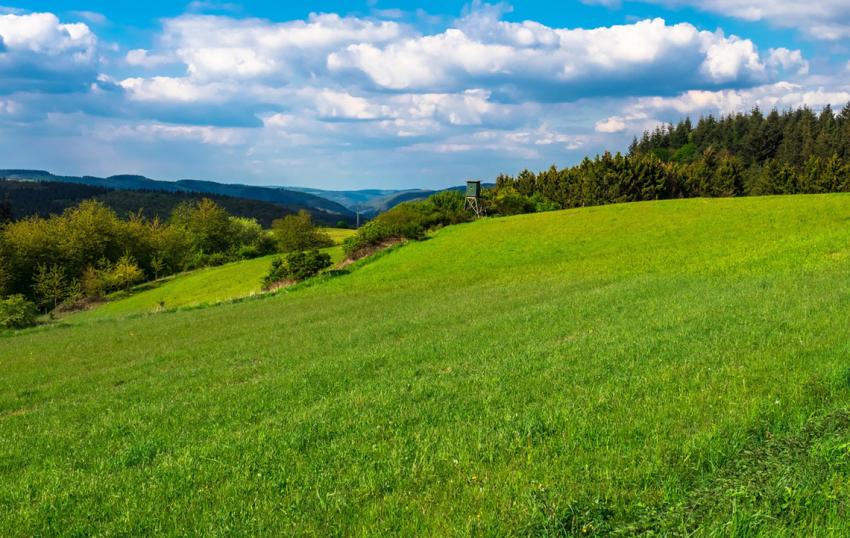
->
[0, 179, 346, 227]
[494, 104, 850, 206]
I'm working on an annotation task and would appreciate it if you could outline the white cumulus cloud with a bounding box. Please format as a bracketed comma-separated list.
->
[327, 16, 792, 99]
[0, 12, 99, 93]
[636, 0, 850, 40]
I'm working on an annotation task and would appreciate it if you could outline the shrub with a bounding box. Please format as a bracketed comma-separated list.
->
[271, 210, 333, 253]
[0, 294, 37, 329]
[32, 264, 68, 310]
[262, 249, 332, 288]
[205, 252, 231, 267]
[373, 204, 427, 239]
[286, 250, 332, 281]
[488, 186, 536, 215]
[150, 255, 167, 280]
[343, 220, 397, 258]
[530, 193, 561, 212]
[80, 256, 144, 297]
[261, 258, 287, 289]
[170, 198, 235, 255]
[81, 265, 106, 298]
[236, 244, 261, 260]
[110, 254, 145, 291]
[422, 190, 469, 224]
[229, 217, 264, 247]
[0, 198, 274, 305]
[342, 190, 473, 258]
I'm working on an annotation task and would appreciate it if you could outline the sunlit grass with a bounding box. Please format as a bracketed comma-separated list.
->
[319, 226, 356, 245]
[3, 196, 850, 534]
[68, 230, 352, 321]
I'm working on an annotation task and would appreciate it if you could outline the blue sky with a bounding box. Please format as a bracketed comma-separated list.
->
[1, 1, 849, 189]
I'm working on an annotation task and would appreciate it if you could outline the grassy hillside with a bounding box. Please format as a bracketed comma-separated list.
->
[68, 254, 279, 322]
[70, 230, 354, 322]
[4, 196, 850, 534]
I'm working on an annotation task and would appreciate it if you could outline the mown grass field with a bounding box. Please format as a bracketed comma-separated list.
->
[3, 196, 850, 535]
[319, 226, 356, 245]
[68, 229, 354, 322]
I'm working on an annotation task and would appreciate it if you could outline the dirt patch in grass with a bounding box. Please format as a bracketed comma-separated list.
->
[263, 279, 297, 293]
[338, 239, 405, 268]
[54, 296, 107, 315]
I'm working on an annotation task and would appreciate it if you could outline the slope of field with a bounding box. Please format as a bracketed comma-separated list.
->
[4, 196, 850, 535]
[69, 230, 354, 322]
[68, 255, 278, 322]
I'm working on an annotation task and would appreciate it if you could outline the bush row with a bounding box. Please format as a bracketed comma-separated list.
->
[0, 198, 278, 312]
[262, 250, 332, 289]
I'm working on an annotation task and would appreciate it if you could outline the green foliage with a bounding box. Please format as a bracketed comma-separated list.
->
[424, 190, 469, 223]
[150, 255, 166, 280]
[0, 294, 37, 329]
[285, 249, 332, 281]
[495, 152, 681, 210]
[498, 104, 850, 214]
[229, 217, 275, 257]
[342, 220, 396, 258]
[271, 210, 333, 253]
[76, 255, 144, 298]
[343, 190, 472, 258]
[671, 142, 697, 162]
[262, 249, 332, 288]
[171, 198, 234, 256]
[109, 254, 145, 292]
[32, 264, 68, 309]
[487, 185, 536, 215]
[0, 198, 275, 308]
[261, 258, 288, 289]
[81, 265, 106, 298]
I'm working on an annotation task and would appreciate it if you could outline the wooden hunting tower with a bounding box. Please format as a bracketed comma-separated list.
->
[465, 180, 484, 218]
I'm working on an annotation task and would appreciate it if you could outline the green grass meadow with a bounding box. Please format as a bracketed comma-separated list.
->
[319, 226, 356, 245]
[4, 196, 850, 534]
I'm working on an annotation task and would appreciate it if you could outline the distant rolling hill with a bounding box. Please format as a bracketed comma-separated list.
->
[0, 178, 348, 227]
[290, 184, 484, 217]
[0, 170, 357, 226]
[288, 186, 435, 217]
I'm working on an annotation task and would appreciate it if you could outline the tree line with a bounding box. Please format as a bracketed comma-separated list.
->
[0, 198, 294, 314]
[494, 104, 850, 207]
[0, 179, 331, 228]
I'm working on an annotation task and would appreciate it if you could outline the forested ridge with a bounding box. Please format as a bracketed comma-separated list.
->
[0, 179, 342, 227]
[494, 104, 850, 206]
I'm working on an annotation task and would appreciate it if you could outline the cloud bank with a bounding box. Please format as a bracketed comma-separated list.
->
[0, 5, 842, 188]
